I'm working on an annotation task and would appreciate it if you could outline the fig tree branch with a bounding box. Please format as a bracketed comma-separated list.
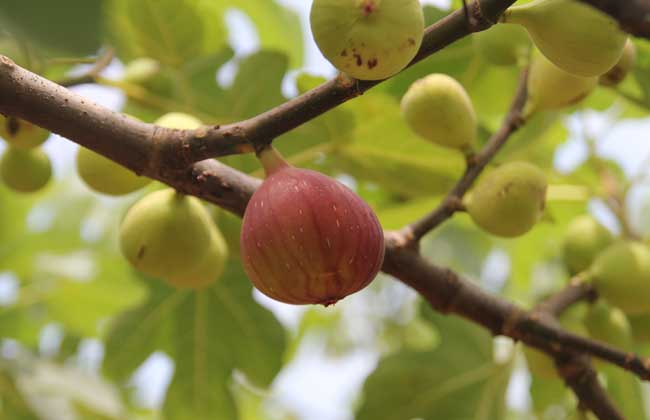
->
[577, 0, 650, 38]
[57, 47, 115, 88]
[533, 282, 622, 420]
[402, 69, 528, 244]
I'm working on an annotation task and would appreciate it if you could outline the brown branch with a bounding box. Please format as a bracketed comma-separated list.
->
[535, 282, 623, 420]
[577, 0, 650, 39]
[402, 69, 528, 244]
[57, 48, 115, 87]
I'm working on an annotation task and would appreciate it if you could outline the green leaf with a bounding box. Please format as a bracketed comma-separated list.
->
[105, 0, 227, 67]
[358, 308, 510, 420]
[0, 0, 103, 56]
[104, 261, 286, 419]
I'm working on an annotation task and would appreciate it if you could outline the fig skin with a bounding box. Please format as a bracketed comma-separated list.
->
[502, 0, 627, 77]
[240, 147, 385, 306]
[0, 147, 52, 193]
[590, 242, 650, 315]
[584, 301, 632, 350]
[310, 0, 424, 81]
[524, 51, 598, 117]
[600, 39, 637, 87]
[119, 189, 227, 286]
[76, 147, 151, 196]
[0, 115, 50, 149]
[155, 112, 202, 130]
[473, 24, 531, 67]
[562, 215, 613, 276]
[401, 74, 477, 151]
[466, 161, 547, 238]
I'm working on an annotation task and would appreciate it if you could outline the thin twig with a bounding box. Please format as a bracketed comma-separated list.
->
[57, 47, 115, 87]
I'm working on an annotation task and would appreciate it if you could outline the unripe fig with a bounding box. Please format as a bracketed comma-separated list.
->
[600, 39, 637, 87]
[562, 215, 613, 275]
[401, 74, 477, 151]
[165, 225, 228, 289]
[76, 147, 151, 196]
[584, 301, 632, 349]
[0, 115, 50, 149]
[473, 24, 531, 67]
[119, 189, 225, 285]
[502, 0, 627, 77]
[155, 112, 202, 130]
[523, 346, 556, 379]
[309, 0, 424, 81]
[524, 51, 598, 116]
[0, 147, 52, 193]
[466, 161, 547, 238]
[590, 242, 650, 315]
[240, 147, 385, 306]
[123, 58, 160, 84]
[627, 313, 650, 343]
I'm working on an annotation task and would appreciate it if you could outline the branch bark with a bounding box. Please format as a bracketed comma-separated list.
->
[578, 0, 650, 38]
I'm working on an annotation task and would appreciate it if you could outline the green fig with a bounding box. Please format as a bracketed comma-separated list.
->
[502, 0, 627, 77]
[0, 147, 52, 193]
[310, 0, 424, 81]
[600, 39, 637, 87]
[76, 147, 151, 196]
[119, 189, 226, 286]
[0, 115, 50, 149]
[627, 313, 650, 342]
[584, 301, 632, 349]
[165, 224, 228, 289]
[473, 24, 531, 67]
[466, 161, 547, 237]
[524, 51, 598, 116]
[155, 112, 202, 130]
[590, 242, 650, 315]
[122, 58, 160, 84]
[401, 74, 476, 151]
[562, 215, 613, 275]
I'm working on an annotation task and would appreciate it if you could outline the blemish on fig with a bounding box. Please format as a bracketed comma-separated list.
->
[367, 58, 378, 69]
[408, 38, 416, 46]
[354, 53, 363, 66]
[340, 49, 348, 57]
[137, 246, 146, 259]
[7, 117, 19, 137]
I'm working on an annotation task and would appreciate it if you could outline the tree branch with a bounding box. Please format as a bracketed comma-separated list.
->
[401, 69, 528, 244]
[535, 282, 622, 420]
[577, 0, 650, 39]
[57, 48, 115, 88]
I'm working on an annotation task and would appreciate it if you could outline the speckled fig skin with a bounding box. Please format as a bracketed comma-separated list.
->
[240, 147, 385, 306]
[310, 0, 424, 81]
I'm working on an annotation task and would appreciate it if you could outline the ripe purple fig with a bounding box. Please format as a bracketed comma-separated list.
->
[240, 147, 385, 306]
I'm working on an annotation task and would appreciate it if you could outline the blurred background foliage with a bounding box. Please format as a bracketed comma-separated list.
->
[0, 0, 650, 419]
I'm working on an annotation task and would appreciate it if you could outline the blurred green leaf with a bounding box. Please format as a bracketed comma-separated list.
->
[104, 261, 286, 420]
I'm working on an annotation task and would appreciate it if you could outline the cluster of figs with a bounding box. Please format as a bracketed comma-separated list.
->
[0, 0, 644, 311]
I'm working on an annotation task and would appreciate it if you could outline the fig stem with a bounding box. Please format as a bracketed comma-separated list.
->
[257, 146, 290, 176]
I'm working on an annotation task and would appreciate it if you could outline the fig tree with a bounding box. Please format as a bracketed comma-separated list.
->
[310, 0, 424, 81]
[119, 189, 226, 285]
[76, 147, 151, 196]
[589, 242, 650, 315]
[0, 115, 50, 149]
[524, 51, 598, 116]
[562, 215, 613, 275]
[240, 147, 385, 305]
[466, 161, 547, 237]
[401, 74, 477, 151]
[502, 0, 627, 77]
[0, 147, 52, 193]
